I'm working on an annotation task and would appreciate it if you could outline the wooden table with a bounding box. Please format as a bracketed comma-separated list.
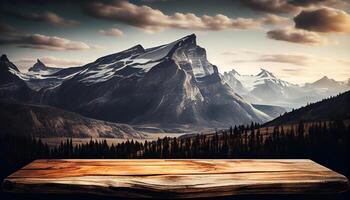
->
[2, 159, 349, 198]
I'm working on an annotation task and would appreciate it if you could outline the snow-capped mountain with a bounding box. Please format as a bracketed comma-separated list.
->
[1, 34, 271, 130]
[222, 69, 350, 108]
[224, 68, 295, 93]
[8, 59, 84, 91]
[0, 54, 34, 101]
[28, 59, 61, 74]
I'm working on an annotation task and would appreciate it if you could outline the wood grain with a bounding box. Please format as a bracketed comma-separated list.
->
[2, 159, 349, 198]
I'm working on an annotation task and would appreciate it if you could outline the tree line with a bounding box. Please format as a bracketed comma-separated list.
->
[1, 120, 349, 180]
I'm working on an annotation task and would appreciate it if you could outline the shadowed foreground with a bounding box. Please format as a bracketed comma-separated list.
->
[2, 159, 349, 199]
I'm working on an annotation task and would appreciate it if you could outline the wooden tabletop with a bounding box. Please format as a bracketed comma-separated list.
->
[2, 159, 349, 198]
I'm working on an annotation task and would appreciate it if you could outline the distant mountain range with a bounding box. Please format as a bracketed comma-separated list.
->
[222, 69, 349, 108]
[0, 34, 272, 134]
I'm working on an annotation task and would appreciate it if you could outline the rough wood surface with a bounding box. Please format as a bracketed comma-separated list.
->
[2, 159, 349, 198]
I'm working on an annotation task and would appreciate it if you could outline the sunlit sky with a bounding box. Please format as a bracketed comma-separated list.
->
[0, 0, 349, 84]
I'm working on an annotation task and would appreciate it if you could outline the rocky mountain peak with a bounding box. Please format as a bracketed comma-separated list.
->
[225, 69, 240, 76]
[29, 59, 48, 72]
[320, 76, 330, 81]
[0, 54, 19, 71]
[1, 54, 10, 62]
[179, 34, 197, 46]
[310, 75, 340, 88]
[128, 44, 145, 52]
[257, 68, 276, 78]
[315, 76, 336, 83]
[37, 59, 44, 65]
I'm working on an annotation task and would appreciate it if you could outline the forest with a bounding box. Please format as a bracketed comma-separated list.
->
[1, 120, 349, 183]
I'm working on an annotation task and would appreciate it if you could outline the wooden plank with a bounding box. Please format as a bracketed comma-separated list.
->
[2, 159, 349, 198]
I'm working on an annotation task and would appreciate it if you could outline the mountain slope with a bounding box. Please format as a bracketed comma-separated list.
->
[0, 101, 146, 139]
[264, 90, 350, 126]
[252, 104, 287, 119]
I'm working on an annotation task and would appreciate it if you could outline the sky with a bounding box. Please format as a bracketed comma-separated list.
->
[0, 0, 350, 84]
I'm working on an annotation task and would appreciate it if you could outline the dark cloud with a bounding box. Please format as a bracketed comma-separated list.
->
[267, 28, 327, 44]
[239, 0, 298, 13]
[0, 33, 90, 50]
[239, 0, 348, 14]
[294, 7, 350, 33]
[0, 21, 89, 50]
[289, 0, 349, 7]
[2, 10, 79, 27]
[0, 0, 86, 6]
[288, 0, 328, 6]
[0, 21, 16, 35]
[84, 0, 288, 32]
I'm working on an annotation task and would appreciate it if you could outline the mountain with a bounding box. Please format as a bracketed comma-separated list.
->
[264, 90, 350, 126]
[17, 60, 84, 91]
[28, 59, 61, 74]
[40, 34, 270, 127]
[0, 54, 35, 102]
[302, 76, 349, 96]
[0, 101, 146, 138]
[222, 68, 350, 108]
[0, 34, 270, 130]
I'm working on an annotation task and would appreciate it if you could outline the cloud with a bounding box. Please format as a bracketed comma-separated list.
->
[221, 50, 259, 56]
[99, 28, 124, 37]
[281, 68, 305, 75]
[0, 21, 16, 35]
[257, 54, 316, 65]
[84, 0, 288, 32]
[289, 0, 349, 7]
[257, 53, 350, 67]
[239, 0, 349, 14]
[294, 7, 350, 33]
[14, 57, 86, 69]
[227, 52, 328, 66]
[239, 0, 298, 14]
[0, 33, 90, 50]
[2, 10, 79, 27]
[266, 28, 328, 44]
[0, 21, 90, 51]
